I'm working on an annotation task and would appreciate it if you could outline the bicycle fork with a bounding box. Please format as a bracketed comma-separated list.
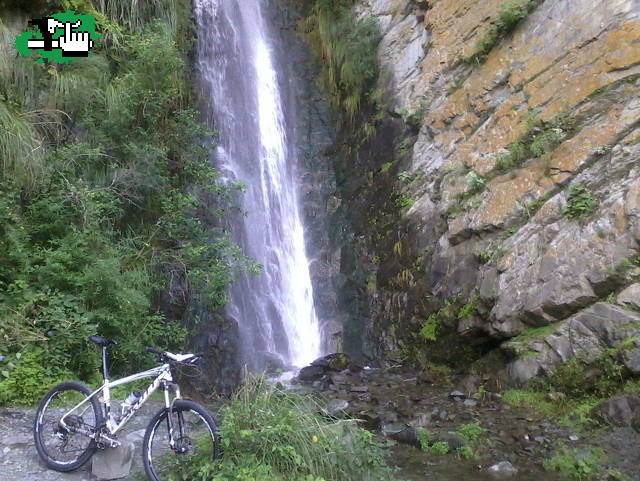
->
[163, 382, 184, 452]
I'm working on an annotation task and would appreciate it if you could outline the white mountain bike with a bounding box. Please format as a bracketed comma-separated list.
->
[33, 336, 221, 481]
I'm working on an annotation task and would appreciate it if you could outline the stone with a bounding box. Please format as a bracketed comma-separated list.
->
[325, 399, 349, 417]
[546, 392, 566, 402]
[358, 412, 382, 430]
[124, 428, 147, 445]
[311, 353, 352, 372]
[408, 413, 431, 429]
[590, 394, 640, 427]
[329, 372, 348, 385]
[463, 399, 478, 408]
[258, 351, 286, 374]
[631, 410, 640, 434]
[349, 385, 369, 393]
[1, 433, 31, 447]
[92, 440, 135, 480]
[437, 432, 467, 450]
[617, 284, 640, 311]
[449, 390, 465, 399]
[621, 346, 640, 374]
[381, 423, 419, 447]
[506, 303, 640, 383]
[298, 365, 327, 383]
[487, 461, 518, 478]
[456, 374, 483, 397]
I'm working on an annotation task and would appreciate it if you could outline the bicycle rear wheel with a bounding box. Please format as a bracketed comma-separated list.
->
[33, 381, 103, 472]
[143, 399, 221, 481]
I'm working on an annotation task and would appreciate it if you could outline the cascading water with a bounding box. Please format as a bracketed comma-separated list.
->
[194, 0, 321, 369]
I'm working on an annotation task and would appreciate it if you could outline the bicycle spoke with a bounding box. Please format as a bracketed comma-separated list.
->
[147, 408, 218, 481]
[35, 385, 98, 468]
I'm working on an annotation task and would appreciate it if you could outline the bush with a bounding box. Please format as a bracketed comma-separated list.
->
[170, 376, 394, 481]
[543, 446, 606, 480]
[0, 4, 251, 405]
[457, 422, 487, 442]
[0, 347, 68, 406]
[565, 184, 598, 220]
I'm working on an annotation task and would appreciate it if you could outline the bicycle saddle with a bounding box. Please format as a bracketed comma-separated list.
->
[89, 335, 118, 347]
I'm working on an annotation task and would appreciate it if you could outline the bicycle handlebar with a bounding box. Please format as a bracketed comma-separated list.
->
[144, 347, 202, 366]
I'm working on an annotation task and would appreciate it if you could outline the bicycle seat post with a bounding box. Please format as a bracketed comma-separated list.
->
[101, 345, 110, 382]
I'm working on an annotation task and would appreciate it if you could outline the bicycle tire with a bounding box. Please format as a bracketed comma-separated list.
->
[143, 399, 221, 481]
[33, 380, 103, 472]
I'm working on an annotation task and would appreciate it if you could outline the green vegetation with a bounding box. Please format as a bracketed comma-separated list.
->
[457, 299, 478, 320]
[0, 1, 253, 404]
[300, 0, 381, 121]
[167, 377, 394, 481]
[565, 184, 598, 219]
[419, 296, 478, 342]
[417, 428, 431, 451]
[475, 250, 495, 264]
[503, 351, 634, 426]
[464, 0, 540, 64]
[394, 194, 415, 210]
[495, 112, 576, 173]
[417, 429, 451, 455]
[427, 441, 450, 455]
[457, 422, 487, 442]
[457, 445, 477, 460]
[543, 446, 606, 480]
[604, 255, 640, 280]
[465, 170, 486, 194]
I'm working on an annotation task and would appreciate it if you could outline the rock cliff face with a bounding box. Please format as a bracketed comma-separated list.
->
[330, 0, 640, 382]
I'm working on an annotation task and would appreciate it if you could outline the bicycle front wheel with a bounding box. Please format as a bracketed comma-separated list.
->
[33, 381, 103, 472]
[143, 399, 221, 481]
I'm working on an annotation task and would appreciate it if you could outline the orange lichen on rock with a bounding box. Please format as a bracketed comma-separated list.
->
[524, 22, 640, 120]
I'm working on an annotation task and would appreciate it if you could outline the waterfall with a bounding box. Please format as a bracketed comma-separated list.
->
[194, 0, 322, 369]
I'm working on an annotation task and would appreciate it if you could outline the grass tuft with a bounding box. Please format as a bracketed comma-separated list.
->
[168, 376, 394, 481]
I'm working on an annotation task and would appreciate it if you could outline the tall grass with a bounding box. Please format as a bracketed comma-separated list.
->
[302, 1, 381, 122]
[172, 376, 394, 481]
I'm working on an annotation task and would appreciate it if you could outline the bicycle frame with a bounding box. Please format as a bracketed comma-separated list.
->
[59, 363, 182, 441]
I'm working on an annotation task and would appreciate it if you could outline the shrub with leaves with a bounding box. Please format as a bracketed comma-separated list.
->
[543, 446, 606, 480]
[565, 184, 598, 220]
[0, 1, 252, 404]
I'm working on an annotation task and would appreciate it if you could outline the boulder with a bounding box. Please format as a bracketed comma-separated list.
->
[505, 303, 640, 383]
[436, 432, 467, 450]
[590, 394, 640, 427]
[381, 423, 419, 447]
[487, 461, 518, 478]
[324, 399, 349, 417]
[258, 351, 286, 374]
[311, 353, 352, 372]
[298, 365, 328, 383]
[455, 374, 483, 397]
[617, 284, 640, 311]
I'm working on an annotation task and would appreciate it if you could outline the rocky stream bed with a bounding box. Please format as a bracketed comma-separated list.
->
[2, 359, 640, 481]
[294, 354, 640, 481]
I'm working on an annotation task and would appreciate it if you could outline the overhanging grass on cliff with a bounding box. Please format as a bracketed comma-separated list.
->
[300, 0, 381, 122]
[166, 376, 394, 481]
[463, 0, 540, 65]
